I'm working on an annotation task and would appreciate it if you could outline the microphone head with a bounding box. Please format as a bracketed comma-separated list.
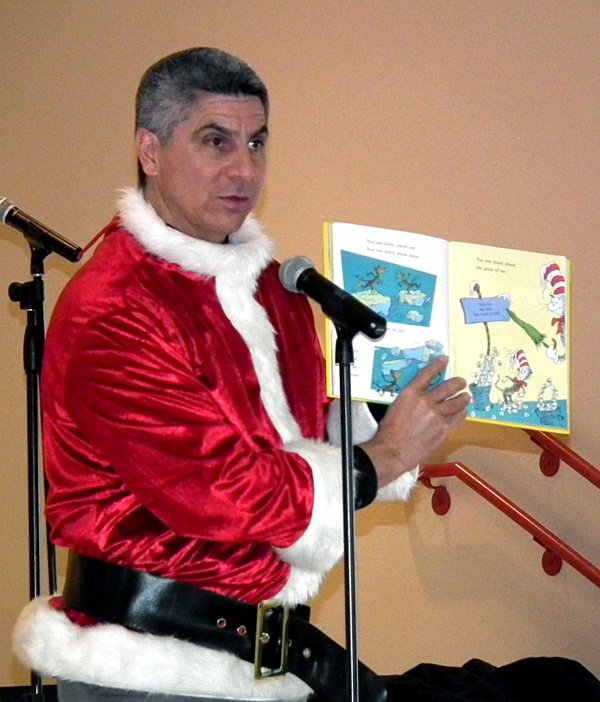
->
[279, 255, 314, 292]
[0, 196, 16, 223]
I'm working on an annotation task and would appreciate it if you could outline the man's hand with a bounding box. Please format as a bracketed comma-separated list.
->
[359, 356, 470, 488]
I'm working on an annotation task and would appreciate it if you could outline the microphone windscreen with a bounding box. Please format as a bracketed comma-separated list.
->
[279, 255, 314, 292]
[0, 196, 16, 222]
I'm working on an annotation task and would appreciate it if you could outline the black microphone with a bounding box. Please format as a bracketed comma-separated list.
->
[0, 196, 82, 262]
[279, 256, 387, 340]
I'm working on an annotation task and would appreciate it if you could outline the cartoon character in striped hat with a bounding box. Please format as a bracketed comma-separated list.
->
[541, 261, 567, 361]
[496, 348, 533, 407]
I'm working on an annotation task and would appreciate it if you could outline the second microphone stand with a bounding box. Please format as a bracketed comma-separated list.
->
[7, 218, 81, 701]
[9, 245, 58, 701]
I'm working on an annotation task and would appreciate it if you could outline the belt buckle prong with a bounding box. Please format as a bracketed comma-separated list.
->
[254, 600, 290, 679]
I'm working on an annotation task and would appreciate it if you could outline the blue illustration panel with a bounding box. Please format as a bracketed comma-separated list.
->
[370, 342, 446, 398]
[340, 250, 437, 327]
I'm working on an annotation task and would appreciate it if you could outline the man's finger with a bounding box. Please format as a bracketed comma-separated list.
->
[429, 375, 469, 403]
[438, 391, 471, 416]
[408, 355, 450, 391]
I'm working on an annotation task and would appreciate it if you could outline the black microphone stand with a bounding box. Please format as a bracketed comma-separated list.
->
[334, 323, 362, 702]
[7, 230, 80, 701]
[8, 245, 57, 702]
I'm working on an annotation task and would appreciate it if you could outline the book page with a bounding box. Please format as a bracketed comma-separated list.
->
[449, 241, 569, 433]
[325, 222, 450, 404]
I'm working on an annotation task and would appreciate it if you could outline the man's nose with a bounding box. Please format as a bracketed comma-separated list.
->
[229, 147, 257, 181]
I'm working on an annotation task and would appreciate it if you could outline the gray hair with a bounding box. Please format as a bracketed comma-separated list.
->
[136, 47, 268, 141]
[135, 47, 269, 185]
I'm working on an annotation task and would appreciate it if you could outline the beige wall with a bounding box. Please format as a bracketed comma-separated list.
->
[1, 0, 599, 686]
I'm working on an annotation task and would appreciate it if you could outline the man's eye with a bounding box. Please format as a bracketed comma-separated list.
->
[208, 136, 224, 148]
[249, 138, 266, 151]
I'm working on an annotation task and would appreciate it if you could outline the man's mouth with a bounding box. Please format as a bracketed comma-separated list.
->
[219, 195, 252, 209]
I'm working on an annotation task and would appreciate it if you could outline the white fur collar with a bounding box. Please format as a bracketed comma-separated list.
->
[118, 188, 302, 447]
[118, 187, 274, 286]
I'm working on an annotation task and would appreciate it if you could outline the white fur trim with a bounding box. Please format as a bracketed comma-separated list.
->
[326, 400, 378, 446]
[14, 598, 312, 701]
[118, 188, 274, 282]
[273, 566, 324, 609]
[376, 467, 420, 502]
[276, 439, 344, 585]
[215, 270, 302, 445]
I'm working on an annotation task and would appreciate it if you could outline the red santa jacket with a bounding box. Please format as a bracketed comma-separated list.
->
[14, 189, 418, 700]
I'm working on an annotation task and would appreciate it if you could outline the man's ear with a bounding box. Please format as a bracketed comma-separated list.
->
[136, 128, 161, 178]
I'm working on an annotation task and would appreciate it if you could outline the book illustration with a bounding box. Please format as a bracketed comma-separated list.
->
[468, 345, 567, 430]
[497, 349, 533, 408]
[371, 340, 446, 398]
[540, 261, 567, 362]
[456, 260, 568, 431]
[340, 250, 436, 327]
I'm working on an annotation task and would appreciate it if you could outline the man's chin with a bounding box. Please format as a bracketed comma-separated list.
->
[220, 210, 253, 235]
[192, 214, 251, 243]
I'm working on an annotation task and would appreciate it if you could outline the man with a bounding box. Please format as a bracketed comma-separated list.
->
[14, 47, 470, 701]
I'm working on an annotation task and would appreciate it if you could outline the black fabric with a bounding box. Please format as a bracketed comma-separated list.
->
[367, 402, 388, 422]
[62, 552, 386, 702]
[353, 445, 379, 509]
[378, 656, 600, 702]
[498, 656, 600, 701]
[0, 686, 57, 702]
[306, 657, 600, 701]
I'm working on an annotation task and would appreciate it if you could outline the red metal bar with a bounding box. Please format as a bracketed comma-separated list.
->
[421, 462, 600, 588]
[524, 429, 600, 490]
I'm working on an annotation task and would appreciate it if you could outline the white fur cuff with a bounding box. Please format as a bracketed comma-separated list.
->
[375, 466, 420, 502]
[326, 400, 378, 446]
[276, 439, 344, 585]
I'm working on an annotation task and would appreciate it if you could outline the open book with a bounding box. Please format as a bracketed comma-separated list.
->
[324, 222, 570, 433]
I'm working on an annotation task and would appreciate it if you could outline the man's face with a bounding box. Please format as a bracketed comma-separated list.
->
[137, 93, 268, 243]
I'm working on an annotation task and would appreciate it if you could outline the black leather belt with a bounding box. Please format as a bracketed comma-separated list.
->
[62, 552, 387, 702]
